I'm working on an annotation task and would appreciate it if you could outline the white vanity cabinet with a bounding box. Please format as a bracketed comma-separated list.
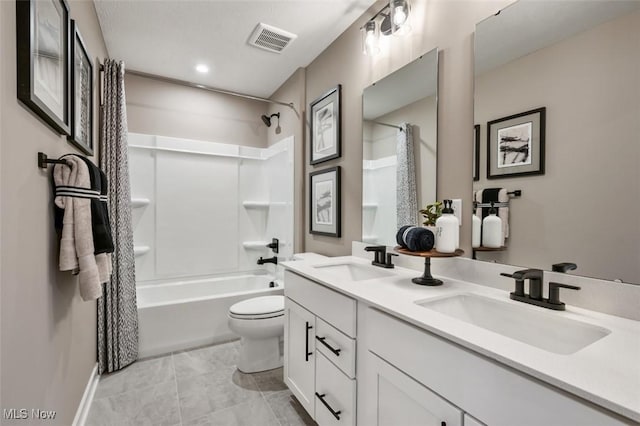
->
[359, 306, 629, 426]
[284, 271, 357, 426]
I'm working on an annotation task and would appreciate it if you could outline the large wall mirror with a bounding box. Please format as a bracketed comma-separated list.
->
[473, 0, 640, 284]
[362, 48, 438, 246]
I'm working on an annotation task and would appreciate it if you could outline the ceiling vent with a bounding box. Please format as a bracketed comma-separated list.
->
[248, 23, 297, 54]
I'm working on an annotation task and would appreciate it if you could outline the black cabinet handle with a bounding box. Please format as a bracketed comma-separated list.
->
[315, 392, 341, 420]
[305, 322, 313, 362]
[316, 336, 341, 356]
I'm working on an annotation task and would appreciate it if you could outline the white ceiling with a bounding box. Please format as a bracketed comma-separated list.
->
[94, 0, 378, 98]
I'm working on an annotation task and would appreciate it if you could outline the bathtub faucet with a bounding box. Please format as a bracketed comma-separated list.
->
[257, 256, 278, 265]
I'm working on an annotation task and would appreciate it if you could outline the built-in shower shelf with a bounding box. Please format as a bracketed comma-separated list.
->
[242, 201, 270, 209]
[242, 241, 269, 250]
[134, 246, 150, 257]
[131, 198, 151, 208]
[363, 203, 378, 209]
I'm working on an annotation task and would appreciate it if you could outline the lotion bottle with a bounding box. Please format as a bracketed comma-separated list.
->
[482, 202, 502, 248]
[435, 200, 459, 253]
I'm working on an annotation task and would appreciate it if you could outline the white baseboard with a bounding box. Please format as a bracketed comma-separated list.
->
[72, 363, 99, 426]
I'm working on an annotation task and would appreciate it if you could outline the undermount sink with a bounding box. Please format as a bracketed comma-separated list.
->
[416, 293, 611, 355]
[313, 262, 394, 282]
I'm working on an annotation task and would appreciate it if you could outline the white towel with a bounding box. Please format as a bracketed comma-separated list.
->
[54, 157, 103, 301]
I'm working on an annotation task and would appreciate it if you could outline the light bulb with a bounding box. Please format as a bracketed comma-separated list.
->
[362, 21, 380, 55]
[365, 31, 376, 47]
[393, 6, 407, 26]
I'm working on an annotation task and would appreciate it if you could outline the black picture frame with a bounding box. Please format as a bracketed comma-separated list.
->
[309, 166, 341, 237]
[487, 107, 545, 179]
[310, 85, 341, 165]
[16, 0, 71, 135]
[473, 124, 480, 181]
[68, 20, 94, 155]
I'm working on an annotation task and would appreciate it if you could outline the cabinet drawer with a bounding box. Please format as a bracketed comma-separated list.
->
[315, 351, 356, 426]
[285, 271, 356, 337]
[315, 318, 356, 379]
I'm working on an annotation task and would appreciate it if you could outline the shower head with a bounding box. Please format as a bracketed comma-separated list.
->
[261, 112, 280, 127]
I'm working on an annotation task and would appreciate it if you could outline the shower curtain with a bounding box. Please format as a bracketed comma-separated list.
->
[396, 122, 419, 228]
[98, 59, 138, 374]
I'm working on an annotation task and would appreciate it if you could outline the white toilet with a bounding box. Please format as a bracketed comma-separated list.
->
[228, 295, 285, 373]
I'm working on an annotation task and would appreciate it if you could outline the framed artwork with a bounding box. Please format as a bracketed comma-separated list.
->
[68, 21, 94, 155]
[473, 124, 480, 181]
[310, 85, 341, 165]
[309, 166, 341, 237]
[486, 107, 545, 179]
[16, 0, 71, 135]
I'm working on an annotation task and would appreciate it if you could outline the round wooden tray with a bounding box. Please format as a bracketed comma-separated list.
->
[394, 247, 464, 257]
[394, 247, 464, 286]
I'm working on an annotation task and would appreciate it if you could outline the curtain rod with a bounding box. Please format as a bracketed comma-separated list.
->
[99, 64, 298, 115]
[365, 120, 403, 131]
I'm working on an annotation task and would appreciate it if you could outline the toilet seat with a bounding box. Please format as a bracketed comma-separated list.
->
[229, 295, 284, 320]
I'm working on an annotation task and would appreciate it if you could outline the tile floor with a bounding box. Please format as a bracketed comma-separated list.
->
[86, 340, 316, 426]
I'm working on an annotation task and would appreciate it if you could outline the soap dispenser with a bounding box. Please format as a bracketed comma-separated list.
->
[435, 199, 459, 253]
[482, 202, 502, 248]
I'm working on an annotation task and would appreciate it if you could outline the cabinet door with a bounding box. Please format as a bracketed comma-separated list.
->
[362, 351, 462, 426]
[284, 298, 316, 418]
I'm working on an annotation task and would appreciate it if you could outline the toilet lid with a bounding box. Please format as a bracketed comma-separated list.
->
[229, 295, 284, 317]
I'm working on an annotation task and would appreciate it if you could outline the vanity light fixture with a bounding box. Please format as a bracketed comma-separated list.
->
[195, 64, 209, 73]
[362, 20, 380, 56]
[361, 0, 411, 56]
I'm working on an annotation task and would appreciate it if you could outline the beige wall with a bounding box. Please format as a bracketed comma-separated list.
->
[125, 73, 268, 148]
[474, 11, 640, 283]
[0, 1, 108, 424]
[268, 68, 306, 253]
[302, 0, 512, 256]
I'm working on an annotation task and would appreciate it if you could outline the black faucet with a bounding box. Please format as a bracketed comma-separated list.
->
[257, 256, 278, 265]
[552, 262, 577, 273]
[364, 246, 397, 269]
[512, 268, 544, 300]
[501, 268, 580, 311]
[266, 238, 279, 254]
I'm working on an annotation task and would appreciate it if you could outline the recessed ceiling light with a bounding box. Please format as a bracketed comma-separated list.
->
[195, 64, 209, 73]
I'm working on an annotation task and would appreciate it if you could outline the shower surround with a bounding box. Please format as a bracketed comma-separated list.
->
[128, 133, 293, 357]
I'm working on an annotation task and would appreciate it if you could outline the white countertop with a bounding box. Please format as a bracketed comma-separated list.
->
[282, 256, 640, 423]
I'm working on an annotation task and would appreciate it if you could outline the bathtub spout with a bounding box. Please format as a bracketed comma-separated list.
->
[257, 256, 278, 265]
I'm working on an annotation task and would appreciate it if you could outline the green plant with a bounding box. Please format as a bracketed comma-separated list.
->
[419, 201, 443, 226]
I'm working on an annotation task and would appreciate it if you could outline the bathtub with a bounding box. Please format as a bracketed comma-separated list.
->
[137, 274, 283, 358]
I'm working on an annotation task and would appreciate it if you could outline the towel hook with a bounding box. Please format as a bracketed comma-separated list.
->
[38, 152, 70, 169]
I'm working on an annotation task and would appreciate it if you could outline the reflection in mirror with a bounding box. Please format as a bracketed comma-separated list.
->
[362, 48, 438, 246]
[473, 0, 640, 284]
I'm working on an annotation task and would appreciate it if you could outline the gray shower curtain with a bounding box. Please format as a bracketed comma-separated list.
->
[98, 59, 138, 374]
[396, 122, 419, 228]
